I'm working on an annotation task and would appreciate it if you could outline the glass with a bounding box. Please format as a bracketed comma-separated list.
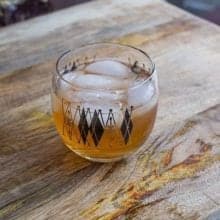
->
[51, 43, 158, 162]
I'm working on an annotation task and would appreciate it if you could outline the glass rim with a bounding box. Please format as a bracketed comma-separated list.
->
[55, 42, 156, 93]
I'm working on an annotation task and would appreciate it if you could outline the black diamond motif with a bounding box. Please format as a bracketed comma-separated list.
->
[90, 110, 104, 146]
[62, 99, 73, 139]
[78, 108, 89, 144]
[120, 108, 133, 144]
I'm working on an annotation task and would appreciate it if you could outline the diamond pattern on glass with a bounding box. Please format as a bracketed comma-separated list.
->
[62, 102, 134, 146]
[106, 109, 116, 127]
[120, 107, 133, 144]
[72, 106, 81, 143]
[90, 110, 104, 146]
[62, 99, 73, 139]
[78, 108, 89, 144]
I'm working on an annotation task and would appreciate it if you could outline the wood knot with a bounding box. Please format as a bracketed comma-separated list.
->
[196, 139, 212, 153]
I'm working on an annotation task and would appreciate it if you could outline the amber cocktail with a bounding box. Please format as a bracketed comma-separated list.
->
[51, 43, 158, 162]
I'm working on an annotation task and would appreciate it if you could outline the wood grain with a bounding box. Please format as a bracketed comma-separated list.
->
[0, 0, 220, 219]
[0, 101, 220, 219]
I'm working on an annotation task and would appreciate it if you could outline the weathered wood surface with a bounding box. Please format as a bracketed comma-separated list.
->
[0, 0, 220, 219]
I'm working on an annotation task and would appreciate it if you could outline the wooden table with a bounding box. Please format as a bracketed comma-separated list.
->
[0, 0, 220, 219]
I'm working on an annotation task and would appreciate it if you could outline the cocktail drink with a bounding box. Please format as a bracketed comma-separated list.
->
[51, 43, 158, 162]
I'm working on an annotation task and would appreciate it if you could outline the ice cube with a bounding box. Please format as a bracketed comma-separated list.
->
[85, 60, 132, 78]
[57, 71, 80, 100]
[75, 74, 117, 89]
[59, 71, 82, 92]
[69, 72, 133, 90]
[128, 83, 154, 107]
[63, 70, 79, 82]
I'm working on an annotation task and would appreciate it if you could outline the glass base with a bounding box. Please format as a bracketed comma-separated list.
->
[65, 144, 130, 163]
